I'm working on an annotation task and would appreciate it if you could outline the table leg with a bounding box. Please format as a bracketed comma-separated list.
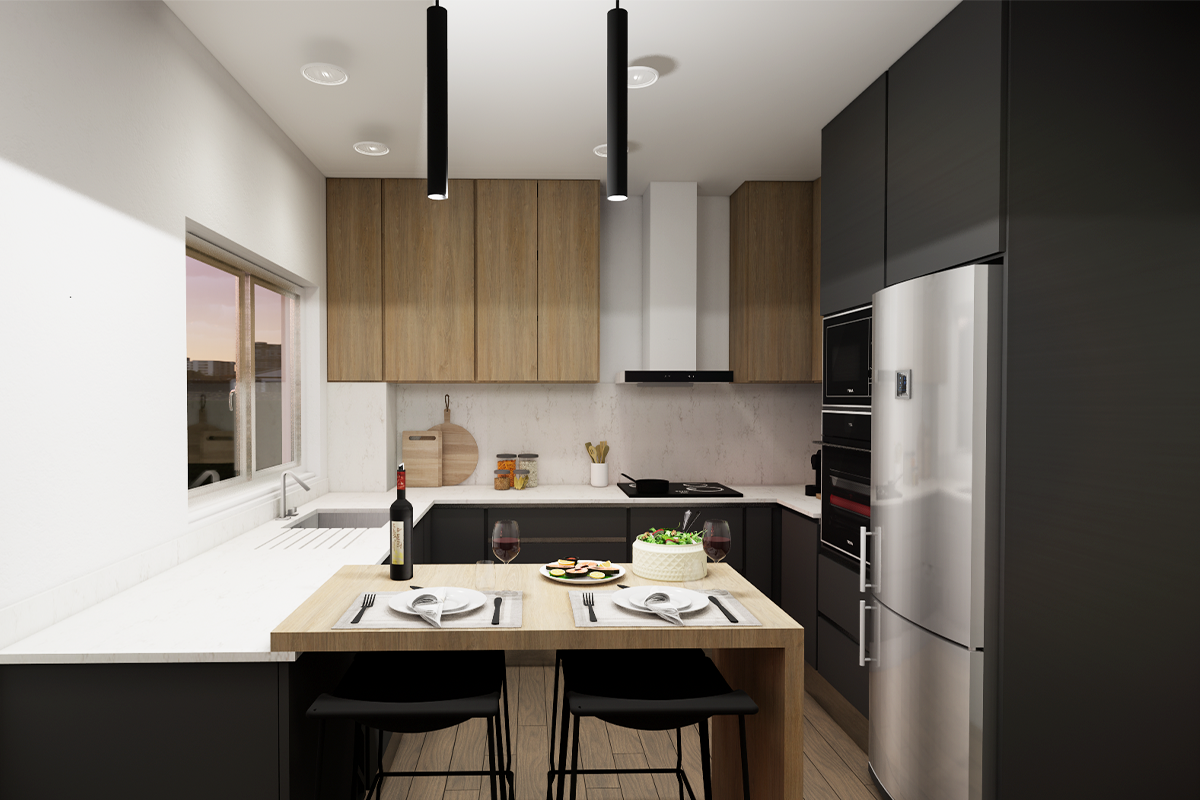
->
[711, 646, 804, 800]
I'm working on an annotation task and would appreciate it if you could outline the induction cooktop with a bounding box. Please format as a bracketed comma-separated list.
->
[617, 482, 744, 498]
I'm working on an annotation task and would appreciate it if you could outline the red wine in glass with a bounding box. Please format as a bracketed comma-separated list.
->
[703, 520, 731, 564]
[492, 537, 521, 563]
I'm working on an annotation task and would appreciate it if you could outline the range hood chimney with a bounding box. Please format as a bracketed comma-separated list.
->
[618, 182, 733, 386]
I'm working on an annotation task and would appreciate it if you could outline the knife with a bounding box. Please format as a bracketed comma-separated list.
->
[617, 584, 630, 589]
[709, 595, 738, 623]
[491, 597, 502, 625]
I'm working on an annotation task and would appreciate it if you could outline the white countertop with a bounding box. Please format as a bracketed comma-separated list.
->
[0, 485, 818, 665]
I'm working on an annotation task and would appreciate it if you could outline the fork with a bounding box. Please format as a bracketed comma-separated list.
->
[583, 592, 597, 623]
[350, 593, 375, 624]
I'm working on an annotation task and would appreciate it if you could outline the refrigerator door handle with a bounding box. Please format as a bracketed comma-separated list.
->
[859, 526, 878, 592]
[859, 600, 874, 666]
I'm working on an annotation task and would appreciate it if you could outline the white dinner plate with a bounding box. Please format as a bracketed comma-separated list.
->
[611, 586, 710, 614]
[388, 587, 487, 616]
[539, 563, 626, 585]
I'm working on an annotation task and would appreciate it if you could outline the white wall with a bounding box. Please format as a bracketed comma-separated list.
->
[0, 2, 327, 647]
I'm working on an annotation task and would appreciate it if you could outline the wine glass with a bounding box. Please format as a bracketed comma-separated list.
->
[491, 520, 521, 589]
[702, 519, 731, 565]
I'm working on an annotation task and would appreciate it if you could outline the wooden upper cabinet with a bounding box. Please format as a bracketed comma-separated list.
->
[537, 180, 599, 383]
[729, 181, 815, 383]
[326, 178, 383, 381]
[475, 180, 538, 382]
[382, 179, 475, 382]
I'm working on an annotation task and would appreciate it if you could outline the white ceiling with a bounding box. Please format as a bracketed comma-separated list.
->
[166, 0, 957, 197]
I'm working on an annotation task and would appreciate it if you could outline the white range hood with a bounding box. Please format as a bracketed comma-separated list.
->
[617, 182, 732, 386]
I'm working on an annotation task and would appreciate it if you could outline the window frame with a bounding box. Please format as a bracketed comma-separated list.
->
[186, 235, 302, 497]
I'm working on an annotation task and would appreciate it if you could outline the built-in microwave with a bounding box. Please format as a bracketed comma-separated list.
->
[822, 305, 872, 407]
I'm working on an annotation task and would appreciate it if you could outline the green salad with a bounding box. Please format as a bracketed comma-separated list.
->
[638, 528, 703, 545]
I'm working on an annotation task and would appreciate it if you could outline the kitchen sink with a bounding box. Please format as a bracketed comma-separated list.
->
[286, 509, 390, 529]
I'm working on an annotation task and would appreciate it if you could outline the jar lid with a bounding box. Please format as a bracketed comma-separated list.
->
[514, 469, 530, 475]
[496, 453, 517, 459]
[518, 453, 538, 458]
[494, 469, 511, 474]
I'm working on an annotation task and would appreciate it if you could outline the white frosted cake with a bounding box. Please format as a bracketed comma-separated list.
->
[631, 538, 708, 582]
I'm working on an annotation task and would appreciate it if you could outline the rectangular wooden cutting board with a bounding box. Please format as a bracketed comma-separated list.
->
[401, 430, 442, 487]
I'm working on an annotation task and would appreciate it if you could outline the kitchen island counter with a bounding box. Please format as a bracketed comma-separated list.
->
[0, 485, 817, 665]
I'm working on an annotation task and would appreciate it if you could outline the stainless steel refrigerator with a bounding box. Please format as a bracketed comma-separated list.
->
[867, 263, 1002, 800]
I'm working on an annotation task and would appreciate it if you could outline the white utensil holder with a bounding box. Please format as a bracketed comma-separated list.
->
[590, 463, 608, 487]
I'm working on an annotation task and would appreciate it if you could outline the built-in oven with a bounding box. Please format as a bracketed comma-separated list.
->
[822, 305, 872, 407]
[821, 410, 871, 561]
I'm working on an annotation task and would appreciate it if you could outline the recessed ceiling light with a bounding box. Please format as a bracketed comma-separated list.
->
[593, 144, 630, 158]
[627, 65, 659, 89]
[301, 62, 348, 86]
[354, 142, 389, 156]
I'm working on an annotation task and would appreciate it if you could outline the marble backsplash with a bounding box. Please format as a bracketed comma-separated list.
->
[395, 383, 821, 487]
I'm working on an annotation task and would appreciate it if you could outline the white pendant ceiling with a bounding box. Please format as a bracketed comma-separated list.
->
[165, 0, 957, 196]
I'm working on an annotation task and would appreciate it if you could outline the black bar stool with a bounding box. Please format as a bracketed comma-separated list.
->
[546, 649, 757, 800]
[308, 650, 514, 800]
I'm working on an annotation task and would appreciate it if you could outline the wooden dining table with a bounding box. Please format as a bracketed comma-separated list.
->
[272, 562, 804, 800]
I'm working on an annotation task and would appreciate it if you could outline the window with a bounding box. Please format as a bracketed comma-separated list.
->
[186, 238, 300, 490]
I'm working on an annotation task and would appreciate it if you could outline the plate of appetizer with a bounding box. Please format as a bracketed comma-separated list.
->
[539, 558, 626, 584]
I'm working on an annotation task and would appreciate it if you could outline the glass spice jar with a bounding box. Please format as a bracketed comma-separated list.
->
[496, 453, 517, 477]
[512, 469, 530, 490]
[493, 469, 511, 491]
[517, 453, 539, 488]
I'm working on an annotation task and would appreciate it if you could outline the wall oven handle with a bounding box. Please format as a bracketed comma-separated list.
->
[859, 600, 874, 666]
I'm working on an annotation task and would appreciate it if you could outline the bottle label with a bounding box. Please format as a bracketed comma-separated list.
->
[397, 471, 406, 491]
[391, 520, 405, 565]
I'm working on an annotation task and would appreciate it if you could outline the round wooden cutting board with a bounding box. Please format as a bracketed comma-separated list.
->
[429, 397, 478, 485]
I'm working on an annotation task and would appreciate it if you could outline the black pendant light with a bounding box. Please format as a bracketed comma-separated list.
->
[607, 1, 628, 201]
[427, 0, 448, 200]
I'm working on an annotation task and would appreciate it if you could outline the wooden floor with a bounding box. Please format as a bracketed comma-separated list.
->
[373, 666, 882, 800]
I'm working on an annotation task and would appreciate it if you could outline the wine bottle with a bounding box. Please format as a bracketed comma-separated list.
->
[390, 463, 414, 581]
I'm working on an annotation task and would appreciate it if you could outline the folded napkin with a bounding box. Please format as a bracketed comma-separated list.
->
[412, 588, 448, 628]
[643, 592, 683, 625]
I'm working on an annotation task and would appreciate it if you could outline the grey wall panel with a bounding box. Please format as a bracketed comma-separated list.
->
[1001, 3, 1200, 797]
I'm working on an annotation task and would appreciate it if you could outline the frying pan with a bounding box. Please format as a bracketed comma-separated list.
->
[620, 473, 670, 497]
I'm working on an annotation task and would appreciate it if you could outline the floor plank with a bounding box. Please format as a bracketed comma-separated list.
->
[803, 693, 882, 799]
[579, 715, 621, 788]
[520, 664, 547, 727]
[803, 753, 841, 800]
[446, 717, 487, 792]
[639, 728, 684, 800]
[614, 752, 661, 800]
[381, 732, 427, 800]
[679, 724, 707, 799]
[408, 727, 458, 800]
[517, 724, 551, 800]
[606, 722, 644, 754]
[802, 718, 878, 800]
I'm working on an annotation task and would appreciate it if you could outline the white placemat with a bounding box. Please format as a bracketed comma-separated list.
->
[332, 591, 522, 629]
[568, 589, 761, 627]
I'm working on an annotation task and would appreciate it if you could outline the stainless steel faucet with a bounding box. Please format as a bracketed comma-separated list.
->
[279, 471, 311, 518]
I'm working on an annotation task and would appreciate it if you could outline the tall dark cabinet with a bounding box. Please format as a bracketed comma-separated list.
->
[1000, 3, 1198, 797]
[885, 0, 1006, 283]
[820, 74, 887, 315]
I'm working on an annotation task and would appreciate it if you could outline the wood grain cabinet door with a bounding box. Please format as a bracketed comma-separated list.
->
[475, 180, 538, 382]
[537, 180, 599, 382]
[382, 178, 476, 382]
[326, 178, 383, 381]
[729, 181, 814, 382]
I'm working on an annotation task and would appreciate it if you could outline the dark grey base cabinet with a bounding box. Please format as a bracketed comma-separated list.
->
[486, 507, 627, 565]
[427, 507, 486, 564]
[780, 509, 818, 666]
[816, 551, 869, 718]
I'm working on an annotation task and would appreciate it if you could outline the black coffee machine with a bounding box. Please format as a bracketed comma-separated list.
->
[805, 451, 821, 496]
